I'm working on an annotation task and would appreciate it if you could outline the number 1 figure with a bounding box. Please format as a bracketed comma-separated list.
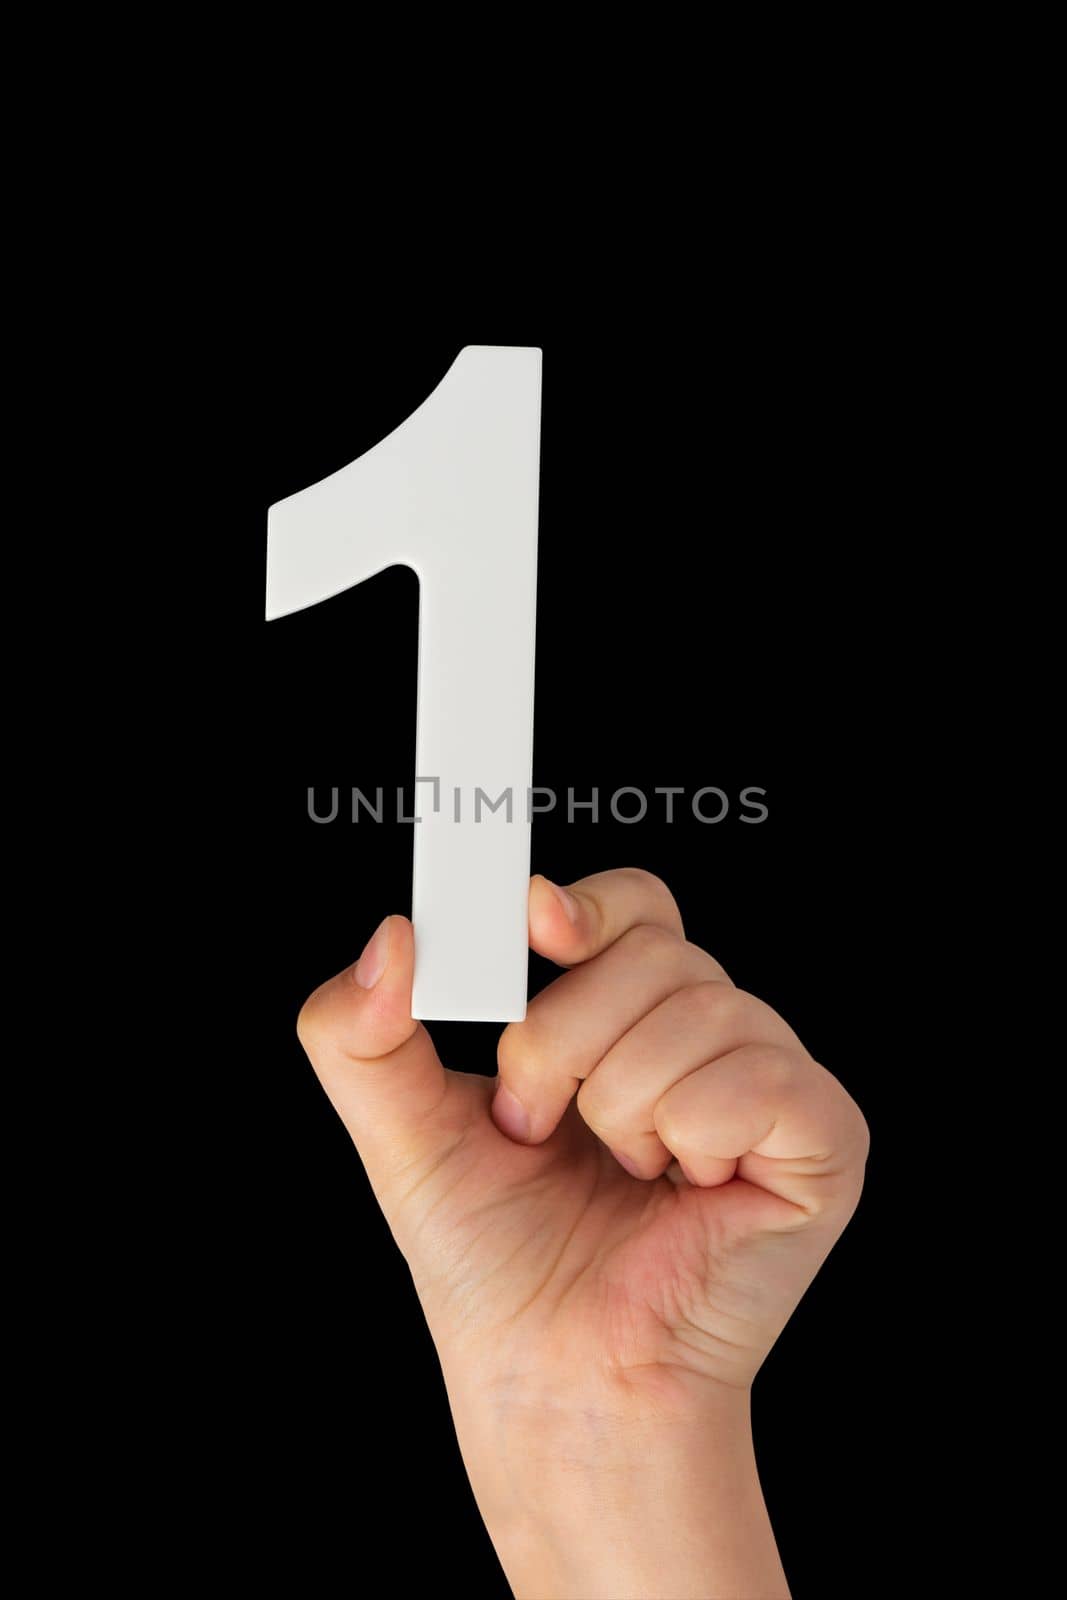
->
[266, 346, 542, 1022]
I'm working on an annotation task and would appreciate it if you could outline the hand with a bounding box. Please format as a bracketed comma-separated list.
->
[297, 869, 869, 1599]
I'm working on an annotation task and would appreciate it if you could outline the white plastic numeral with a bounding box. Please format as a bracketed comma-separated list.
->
[265, 345, 542, 1022]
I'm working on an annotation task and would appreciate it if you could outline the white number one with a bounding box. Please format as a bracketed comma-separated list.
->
[265, 345, 542, 1022]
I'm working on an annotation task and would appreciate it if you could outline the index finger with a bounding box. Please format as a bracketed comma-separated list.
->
[528, 868, 686, 967]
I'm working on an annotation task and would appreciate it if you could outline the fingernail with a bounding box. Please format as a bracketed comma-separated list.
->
[547, 879, 580, 923]
[610, 1147, 644, 1178]
[354, 918, 389, 989]
[678, 1159, 701, 1186]
[492, 1083, 531, 1142]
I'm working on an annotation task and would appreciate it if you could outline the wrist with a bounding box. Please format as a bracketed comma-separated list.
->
[448, 1376, 787, 1599]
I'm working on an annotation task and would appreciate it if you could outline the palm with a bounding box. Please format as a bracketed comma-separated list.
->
[390, 1072, 806, 1397]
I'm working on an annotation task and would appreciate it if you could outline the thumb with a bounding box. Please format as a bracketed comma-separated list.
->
[296, 915, 449, 1183]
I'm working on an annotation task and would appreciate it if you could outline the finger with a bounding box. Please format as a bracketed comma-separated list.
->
[527, 868, 686, 968]
[652, 1043, 870, 1222]
[496, 903, 728, 1145]
[296, 915, 450, 1184]
[577, 982, 798, 1179]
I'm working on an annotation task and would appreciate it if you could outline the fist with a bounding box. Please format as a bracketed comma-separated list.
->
[296, 869, 869, 1403]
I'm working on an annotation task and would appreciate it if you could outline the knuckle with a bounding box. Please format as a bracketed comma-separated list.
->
[620, 920, 683, 965]
[681, 939, 732, 981]
[752, 1042, 797, 1089]
[619, 867, 681, 922]
[619, 865, 669, 896]
[679, 978, 744, 1031]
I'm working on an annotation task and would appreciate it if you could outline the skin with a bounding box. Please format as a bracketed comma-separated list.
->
[297, 869, 870, 1599]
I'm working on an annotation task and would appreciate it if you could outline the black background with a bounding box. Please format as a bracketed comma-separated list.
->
[182, 310, 954, 1597]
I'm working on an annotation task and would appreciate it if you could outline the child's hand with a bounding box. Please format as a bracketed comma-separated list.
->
[297, 869, 868, 1599]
